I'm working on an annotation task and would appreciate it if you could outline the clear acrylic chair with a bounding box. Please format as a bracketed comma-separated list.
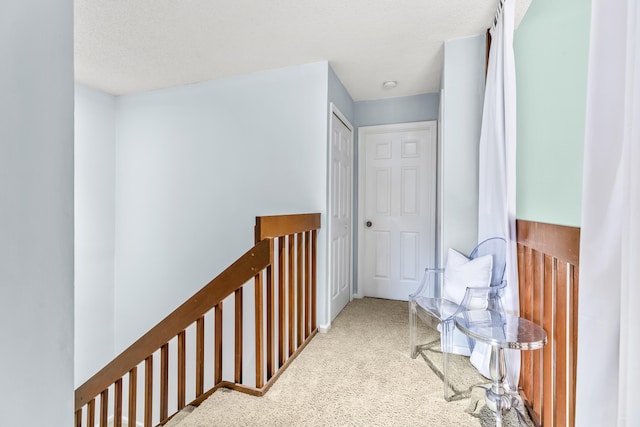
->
[408, 237, 507, 401]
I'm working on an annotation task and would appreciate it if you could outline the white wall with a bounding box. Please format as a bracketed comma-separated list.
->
[328, 65, 355, 124]
[441, 34, 486, 258]
[74, 84, 117, 386]
[114, 63, 329, 372]
[0, 0, 74, 424]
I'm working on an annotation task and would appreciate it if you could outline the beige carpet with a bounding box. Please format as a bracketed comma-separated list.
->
[171, 298, 533, 427]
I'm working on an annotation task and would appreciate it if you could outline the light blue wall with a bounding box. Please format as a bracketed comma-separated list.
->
[354, 93, 439, 127]
[441, 34, 486, 258]
[114, 63, 330, 374]
[74, 84, 117, 386]
[350, 92, 439, 293]
[0, 0, 74, 424]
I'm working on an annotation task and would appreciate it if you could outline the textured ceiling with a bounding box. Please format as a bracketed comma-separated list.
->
[74, 0, 531, 101]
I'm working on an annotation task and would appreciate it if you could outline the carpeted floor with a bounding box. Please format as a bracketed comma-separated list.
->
[169, 298, 533, 427]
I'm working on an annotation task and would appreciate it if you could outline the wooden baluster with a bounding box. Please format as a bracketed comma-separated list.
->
[311, 229, 317, 330]
[160, 343, 169, 421]
[196, 316, 205, 396]
[177, 331, 186, 410]
[278, 236, 286, 366]
[114, 378, 123, 427]
[297, 232, 304, 345]
[144, 356, 153, 427]
[266, 240, 275, 379]
[100, 389, 108, 427]
[75, 409, 82, 427]
[86, 398, 95, 427]
[235, 287, 243, 384]
[305, 230, 311, 337]
[215, 302, 223, 384]
[255, 270, 264, 388]
[128, 367, 137, 427]
[288, 235, 295, 355]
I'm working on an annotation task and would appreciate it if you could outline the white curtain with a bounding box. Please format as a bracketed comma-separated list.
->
[471, 0, 520, 389]
[576, 1, 640, 425]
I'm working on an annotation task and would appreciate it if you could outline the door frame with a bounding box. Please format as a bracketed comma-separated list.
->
[326, 102, 355, 328]
[357, 121, 437, 298]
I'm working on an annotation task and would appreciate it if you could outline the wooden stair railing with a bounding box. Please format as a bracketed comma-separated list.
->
[517, 220, 580, 427]
[75, 213, 321, 427]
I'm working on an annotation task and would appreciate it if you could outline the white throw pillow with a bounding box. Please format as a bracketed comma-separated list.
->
[443, 248, 493, 310]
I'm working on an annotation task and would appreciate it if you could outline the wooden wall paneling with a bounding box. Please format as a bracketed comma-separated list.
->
[518, 244, 533, 408]
[516, 219, 580, 427]
[569, 265, 579, 426]
[556, 261, 568, 427]
[517, 220, 580, 265]
[542, 254, 555, 426]
[533, 251, 544, 418]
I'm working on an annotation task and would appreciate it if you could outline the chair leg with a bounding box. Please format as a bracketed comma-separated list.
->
[409, 300, 418, 359]
[442, 321, 455, 401]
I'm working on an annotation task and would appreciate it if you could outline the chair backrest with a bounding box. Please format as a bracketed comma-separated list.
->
[469, 237, 507, 287]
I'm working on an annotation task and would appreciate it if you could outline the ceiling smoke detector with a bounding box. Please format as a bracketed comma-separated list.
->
[382, 80, 397, 90]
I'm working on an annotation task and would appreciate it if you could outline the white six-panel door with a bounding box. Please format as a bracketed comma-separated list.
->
[358, 121, 436, 301]
[329, 107, 354, 321]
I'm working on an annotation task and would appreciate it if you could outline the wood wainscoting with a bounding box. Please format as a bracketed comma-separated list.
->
[516, 220, 580, 427]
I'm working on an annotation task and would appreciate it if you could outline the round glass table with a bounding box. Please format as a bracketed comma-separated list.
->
[455, 310, 547, 427]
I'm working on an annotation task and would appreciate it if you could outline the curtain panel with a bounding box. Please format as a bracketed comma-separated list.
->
[577, 1, 640, 425]
[473, 0, 521, 388]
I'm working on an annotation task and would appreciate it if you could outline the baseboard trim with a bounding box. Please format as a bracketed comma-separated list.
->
[318, 323, 331, 333]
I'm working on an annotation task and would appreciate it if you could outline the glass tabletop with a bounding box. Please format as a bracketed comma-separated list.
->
[454, 310, 547, 350]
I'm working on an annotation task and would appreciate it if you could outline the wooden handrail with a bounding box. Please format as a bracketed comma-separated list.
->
[255, 213, 321, 241]
[75, 238, 271, 410]
[75, 213, 321, 426]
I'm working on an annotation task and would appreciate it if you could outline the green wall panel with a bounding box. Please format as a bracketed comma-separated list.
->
[514, 0, 591, 227]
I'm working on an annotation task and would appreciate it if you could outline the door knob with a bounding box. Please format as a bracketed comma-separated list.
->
[366, 221, 372, 228]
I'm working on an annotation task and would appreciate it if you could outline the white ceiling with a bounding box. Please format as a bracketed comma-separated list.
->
[74, 0, 531, 101]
